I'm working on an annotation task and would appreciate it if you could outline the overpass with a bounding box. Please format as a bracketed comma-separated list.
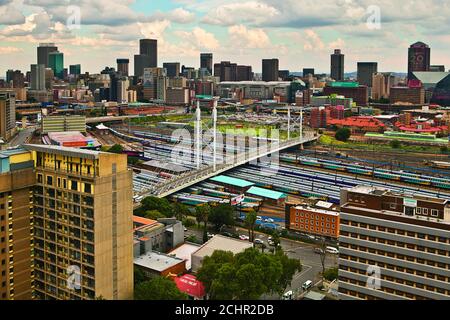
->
[143, 131, 318, 198]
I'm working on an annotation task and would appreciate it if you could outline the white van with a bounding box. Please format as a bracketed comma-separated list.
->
[302, 280, 313, 291]
[326, 246, 339, 254]
[282, 290, 293, 300]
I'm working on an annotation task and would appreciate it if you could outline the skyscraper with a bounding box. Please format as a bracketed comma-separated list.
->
[262, 59, 279, 82]
[134, 39, 157, 78]
[163, 62, 181, 78]
[139, 39, 157, 66]
[31, 64, 46, 91]
[0, 148, 35, 300]
[69, 64, 81, 76]
[37, 43, 58, 68]
[27, 144, 134, 300]
[48, 52, 64, 79]
[303, 68, 315, 77]
[408, 42, 431, 80]
[236, 65, 253, 81]
[0, 90, 16, 140]
[116, 59, 129, 77]
[200, 53, 213, 75]
[357, 62, 378, 87]
[331, 49, 345, 81]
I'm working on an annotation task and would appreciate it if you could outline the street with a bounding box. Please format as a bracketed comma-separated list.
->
[185, 225, 338, 300]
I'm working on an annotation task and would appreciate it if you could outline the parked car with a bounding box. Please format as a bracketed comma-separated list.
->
[282, 290, 294, 300]
[239, 235, 250, 241]
[314, 247, 324, 254]
[326, 246, 339, 254]
[265, 218, 274, 223]
[268, 239, 275, 246]
[302, 280, 313, 291]
[254, 239, 264, 245]
[207, 232, 215, 239]
[256, 216, 263, 221]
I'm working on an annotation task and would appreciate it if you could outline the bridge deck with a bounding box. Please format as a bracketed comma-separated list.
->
[143, 133, 318, 198]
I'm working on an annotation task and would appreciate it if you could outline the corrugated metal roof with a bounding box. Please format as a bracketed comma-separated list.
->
[247, 186, 287, 200]
[210, 175, 254, 188]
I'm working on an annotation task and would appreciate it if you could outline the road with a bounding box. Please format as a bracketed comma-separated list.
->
[8, 127, 35, 147]
[185, 225, 338, 300]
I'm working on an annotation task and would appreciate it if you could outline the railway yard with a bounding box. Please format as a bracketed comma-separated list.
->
[110, 123, 450, 233]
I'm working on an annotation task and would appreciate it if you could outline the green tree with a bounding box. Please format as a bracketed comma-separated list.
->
[197, 248, 301, 300]
[335, 127, 351, 142]
[323, 267, 339, 282]
[134, 267, 147, 285]
[108, 144, 124, 154]
[134, 277, 188, 300]
[244, 210, 258, 242]
[144, 210, 165, 220]
[138, 196, 174, 217]
[209, 204, 235, 231]
[172, 202, 190, 221]
[440, 146, 448, 154]
[195, 204, 211, 242]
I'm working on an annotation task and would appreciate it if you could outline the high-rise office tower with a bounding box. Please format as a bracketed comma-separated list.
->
[44, 68, 54, 91]
[31, 64, 46, 91]
[408, 42, 431, 80]
[69, 65, 81, 76]
[331, 49, 345, 81]
[303, 68, 315, 77]
[117, 78, 130, 103]
[116, 59, 129, 77]
[37, 43, 58, 68]
[48, 52, 64, 79]
[0, 148, 36, 300]
[357, 62, 378, 87]
[6, 70, 25, 88]
[278, 70, 290, 81]
[27, 144, 133, 300]
[338, 185, 450, 300]
[163, 63, 180, 78]
[214, 61, 238, 82]
[262, 59, 279, 82]
[200, 53, 213, 75]
[0, 90, 16, 140]
[139, 39, 157, 67]
[372, 72, 394, 100]
[236, 65, 253, 81]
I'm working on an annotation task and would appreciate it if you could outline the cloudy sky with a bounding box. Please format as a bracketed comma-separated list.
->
[0, 0, 449, 76]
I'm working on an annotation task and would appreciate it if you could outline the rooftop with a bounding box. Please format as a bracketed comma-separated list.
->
[293, 205, 339, 217]
[169, 243, 202, 270]
[134, 251, 185, 272]
[247, 186, 287, 200]
[192, 235, 253, 259]
[210, 175, 254, 188]
[25, 144, 102, 160]
[328, 82, 360, 88]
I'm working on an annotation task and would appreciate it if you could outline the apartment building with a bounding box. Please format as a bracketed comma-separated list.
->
[41, 115, 86, 134]
[286, 201, 340, 239]
[338, 185, 450, 300]
[0, 90, 17, 141]
[0, 149, 36, 300]
[25, 144, 133, 300]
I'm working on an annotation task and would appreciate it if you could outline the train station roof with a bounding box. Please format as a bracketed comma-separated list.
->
[247, 186, 287, 200]
[210, 175, 255, 188]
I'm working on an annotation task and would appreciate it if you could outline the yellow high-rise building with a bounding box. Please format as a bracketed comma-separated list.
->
[0, 145, 134, 300]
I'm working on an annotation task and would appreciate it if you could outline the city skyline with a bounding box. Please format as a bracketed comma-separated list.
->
[1, 0, 450, 75]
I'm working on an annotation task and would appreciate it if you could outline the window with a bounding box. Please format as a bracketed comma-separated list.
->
[46, 176, 53, 186]
[431, 209, 438, 217]
[417, 207, 422, 214]
[422, 208, 428, 215]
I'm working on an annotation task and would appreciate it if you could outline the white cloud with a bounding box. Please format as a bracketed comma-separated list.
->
[176, 27, 220, 50]
[202, 1, 279, 26]
[0, 46, 23, 54]
[228, 25, 270, 49]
